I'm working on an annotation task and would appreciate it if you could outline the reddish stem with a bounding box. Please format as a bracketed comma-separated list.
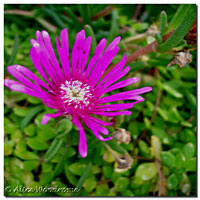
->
[91, 5, 113, 20]
[133, 4, 143, 20]
[105, 29, 175, 75]
[155, 159, 163, 197]
[4, 9, 34, 17]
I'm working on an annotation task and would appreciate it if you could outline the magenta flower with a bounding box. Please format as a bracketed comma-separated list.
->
[4, 28, 152, 157]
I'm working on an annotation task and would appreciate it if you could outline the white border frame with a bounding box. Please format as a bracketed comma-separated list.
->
[1, 1, 199, 200]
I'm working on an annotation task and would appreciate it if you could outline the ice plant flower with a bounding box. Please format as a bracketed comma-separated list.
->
[4, 28, 152, 157]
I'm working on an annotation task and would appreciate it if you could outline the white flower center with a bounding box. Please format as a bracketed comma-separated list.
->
[60, 80, 94, 110]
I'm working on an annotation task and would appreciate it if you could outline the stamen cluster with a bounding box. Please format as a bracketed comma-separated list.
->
[60, 80, 94, 111]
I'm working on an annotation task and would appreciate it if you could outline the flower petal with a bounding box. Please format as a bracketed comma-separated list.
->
[84, 38, 107, 78]
[30, 48, 56, 90]
[104, 77, 140, 93]
[34, 31, 64, 84]
[87, 115, 114, 126]
[4, 79, 41, 98]
[99, 77, 140, 96]
[81, 117, 112, 141]
[71, 30, 85, 79]
[81, 116, 109, 135]
[33, 80, 59, 109]
[88, 47, 119, 86]
[31, 40, 60, 85]
[93, 132, 112, 141]
[56, 28, 71, 79]
[90, 110, 132, 116]
[6, 64, 59, 108]
[41, 112, 63, 125]
[105, 36, 121, 52]
[96, 54, 127, 89]
[94, 102, 135, 111]
[82, 117, 112, 141]
[8, 64, 50, 91]
[72, 116, 87, 158]
[41, 30, 65, 82]
[80, 36, 92, 76]
[96, 66, 131, 96]
[5, 77, 57, 109]
[97, 87, 152, 104]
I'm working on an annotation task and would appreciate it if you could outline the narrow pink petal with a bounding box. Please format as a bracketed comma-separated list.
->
[31, 41, 60, 85]
[96, 54, 127, 89]
[7, 65, 36, 89]
[97, 77, 140, 97]
[87, 115, 114, 126]
[75, 36, 92, 80]
[81, 117, 110, 137]
[9, 64, 50, 90]
[41, 112, 63, 125]
[90, 110, 132, 116]
[105, 36, 121, 52]
[92, 132, 112, 141]
[4, 79, 21, 88]
[94, 102, 134, 111]
[33, 80, 58, 108]
[56, 28, 71, 79]
[96, 66, 131, 96]
[82, 117, 112, 141]
[72, 116, 87, 158]
[4, 79, 41, 98]
[86, 37, 121, 85]
[35, 30, 62, 83]
[84, 38, 107, 79]
[41, 30, 65, 82]
[7, 65, 52, 93]
[97, 87, 152, 104]
[30, 48, 56, 90]
[102, 77, 140, 94]
[80, 36, 92, 75]
[35, 30, 45, 50]
[56, 37, 71, 80]
[38, 48, 60, 84]
[88, 47, 119, 86]
[5, 79, 58, 109]
[82, 117, 109, 135]
[71, 30, 85, 79]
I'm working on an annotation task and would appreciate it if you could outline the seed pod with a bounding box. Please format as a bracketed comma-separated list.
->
[167, 50, 192, 68]
[115, 154, 134, 172]
[112, 128, 131, 144]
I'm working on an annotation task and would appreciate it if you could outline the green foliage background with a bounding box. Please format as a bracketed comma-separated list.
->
[4, 4, 196, 197]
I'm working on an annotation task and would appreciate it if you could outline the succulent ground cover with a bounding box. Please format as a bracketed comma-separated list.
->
[4, 4, 196, 197]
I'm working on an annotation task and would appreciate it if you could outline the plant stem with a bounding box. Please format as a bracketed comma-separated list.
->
[4, 9, 34, 17]
[35, 17, 57, 33]
[126, 29, 175, 61]
[133, 4, 143, 20]
[132, 155, 154, 161]
[97, 179, 112, 185]
[176, 115, 195, 134]
[91, 5, 113, 20]
[105, 29, 175, 75]
[4, 9, 57, 33]
[134, 68, 161, 147]
[155, 159, 163, 196]
[150, 68, 161, 124]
